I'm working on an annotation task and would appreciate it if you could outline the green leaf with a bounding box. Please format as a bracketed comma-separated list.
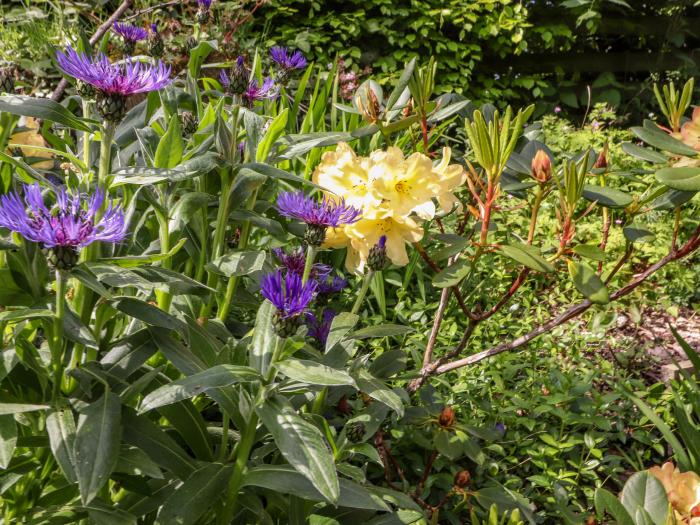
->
[656, 167, 700, 191]
[111, 297, 182, 330]
[625, 391, 691, 471]
[567, 261, 609, 304]
[434, 430, 463, 460]
[621, 142, 668, 164]
[354, 370, 405, 416]
[82, 500, 137, 525]
[139, 365, 260, 413]
[385, 57, 416, 112]
[156, 462, 232, 525]
[651, 188, 696, 210]
[112, 153, 219, 186]
[349, 324, 413, 339]
[572, 244, 606, 261]
[103, 238, 187, 268]
[623, 224, 656, 244]
[497, 243, 554, 272]
[325, 312, 359, 352]
[0, 95, 91, 132]
[46, 408, 78, 483]
[256, 396, 339, 503]
[582, 184, 633, 208]
[620, 472, 669, 525]
[0, 309, 53, 322]
[0, 402, 49, 415]
[276, 359, 356, 387]
[243, 465, 389, 511]
[432, 258, 471, 287]
[74, 390, 122, 504]
[0, 415, 17, 469]
[594, 488, 634, 525]
[121, 409, 195, 480]
[188, 40, 217, 79]
[631, 126, 698, 156]
[205, 250, 267, 278]
[115, 445, 163, 479]
[250, 300, 277, 375]
[154, 114, 184, 169]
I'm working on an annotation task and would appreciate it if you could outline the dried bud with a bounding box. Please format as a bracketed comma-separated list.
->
[0, 64, 16, 94]
[354, 82, 382, 124]
[531, 149, 552, 184]
[593, 144, 608, 170]
[402, 98, 413, 119]
[181, 111, 198, 136]
[337, 395, 353, 416]
[438, 406, 456, 428]
[454, 470, 471, 488]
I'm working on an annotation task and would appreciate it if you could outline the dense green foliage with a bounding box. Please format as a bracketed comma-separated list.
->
[0, 1, 699, 524]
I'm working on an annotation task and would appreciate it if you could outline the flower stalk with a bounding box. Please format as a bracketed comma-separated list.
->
[51, 269, 67, 399]
[351, 271, 374, 315]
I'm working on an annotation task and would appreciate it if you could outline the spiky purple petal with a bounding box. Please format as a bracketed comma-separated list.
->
[56, 46, 171, 96]
[318, 275, 347, 295]
[272, 247, 332, 280]
[243, 77, 278, 105]
[270, 46, 308, 71]
[113, 22, 149, 42]
[197, 0, 213, 8]
[0, 184, 127, 248]
[276, 191, 361, 228]
[306, 309, 336, 346]
[260, 270, 317, 319]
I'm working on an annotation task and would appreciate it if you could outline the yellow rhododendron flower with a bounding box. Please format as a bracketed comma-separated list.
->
[648, 461, 700, 520]
[313, 142, 465, 273]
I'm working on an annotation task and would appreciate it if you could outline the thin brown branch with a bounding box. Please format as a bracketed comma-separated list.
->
[50, 0, 135, 102]
[433, 227, 700, 376]
[413, 242, 471, 317]
[413, 450, 438, 499]
[423, 288, 451, 368]
[124, 0, 179, 20]
[407, 225, 700, 383]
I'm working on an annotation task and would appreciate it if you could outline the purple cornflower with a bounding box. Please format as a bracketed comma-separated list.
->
[318, 275, 347, 295]
[276, 191, 361, 246]
[367, 235, 388, 271]
[243, 77, 278, 107]
[276, 192, 361, 228]
[113, 22, 148, 43]
[197, 0, 213, 8]
[261, 270, 318, 337]
[261, 270, 317, 319]
[0, 184, 126, 261]
[150, 23, 158, 33]
[270, 46, 308, 71]
[56, 46, 171, 121]
[56, 47, 171, 96]
[272, 247, 332, 280]
[196, 0, 213, 23]
[306, 309, 336, 347]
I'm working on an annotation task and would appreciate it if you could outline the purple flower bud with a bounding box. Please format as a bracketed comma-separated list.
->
[272, 247, 332, 280]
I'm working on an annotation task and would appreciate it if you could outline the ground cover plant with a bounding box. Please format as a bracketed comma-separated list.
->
[0, 1, 699, 524]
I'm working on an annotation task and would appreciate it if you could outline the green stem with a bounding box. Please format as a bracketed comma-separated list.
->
[217, 188, 258, 322]
[301, 245, 317, 285]
[51, 270, 67, 400]
[351, 271, 374, 315]
[527, 186, 545, 245]
[97, 121, 115, 192]
[220, 336, 284, 523]
[82, 100, 92, 172]
[155, 210, 173, 311]
[311, 387, 327, 415]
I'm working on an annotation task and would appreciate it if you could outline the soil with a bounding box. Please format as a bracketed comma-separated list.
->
[601, 306, 700, 383]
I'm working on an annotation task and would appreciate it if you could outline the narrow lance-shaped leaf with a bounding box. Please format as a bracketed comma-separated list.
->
[73, 390, 122, 504]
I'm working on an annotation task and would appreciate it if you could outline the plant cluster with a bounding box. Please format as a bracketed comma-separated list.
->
[0, 3, 699, 525]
